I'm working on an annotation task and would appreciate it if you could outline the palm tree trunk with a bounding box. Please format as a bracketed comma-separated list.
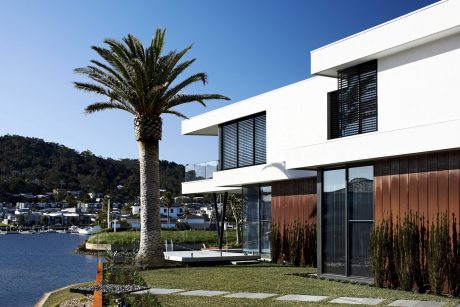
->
[136, 140, 164, 267]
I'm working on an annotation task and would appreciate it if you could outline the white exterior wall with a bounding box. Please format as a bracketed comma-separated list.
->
[287, 32, 460, 169]
[311, 0, 460, 76]
[182, 1, 460, 192]
[181, 77, 335, 194]
[379, 32, 460, 131]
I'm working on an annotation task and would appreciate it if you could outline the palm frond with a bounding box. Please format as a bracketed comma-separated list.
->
[84, 102, 136, 115]
[162, 73, 207, 103]
[162, 109, 188, 119]
[166, 94, 230, 109]
[73, 82, 109, 96]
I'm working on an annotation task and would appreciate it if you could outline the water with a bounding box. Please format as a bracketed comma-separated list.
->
[0, 233, 98, 307]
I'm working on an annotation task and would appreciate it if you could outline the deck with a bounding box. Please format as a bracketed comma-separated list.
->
[164, 250, 260, 263]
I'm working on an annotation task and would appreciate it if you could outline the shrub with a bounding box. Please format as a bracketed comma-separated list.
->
[428, 213, 450, 295]
[281, 225, 290, 263]
[370, 216, 390, 288]
[175, 221, 191, 230]
[303, 222, 317, 267]
[448, 214, 460, 296]
[288, 221, 303, 266]
[394, 213, 420, 291]
[270, 223, 281, 263]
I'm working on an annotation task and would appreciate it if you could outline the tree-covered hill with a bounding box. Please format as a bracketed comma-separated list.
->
[0, 135, 184, 201]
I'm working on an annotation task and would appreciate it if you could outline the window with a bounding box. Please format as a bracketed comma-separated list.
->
[328, 60, 377, 139]
[220, 113, 266, 170]
[322, 165, 374, 277]
[163, 209, 166, 213]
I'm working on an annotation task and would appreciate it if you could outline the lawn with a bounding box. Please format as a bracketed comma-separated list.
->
[41, 282, 93, 307]
[87, 230, 238, 246]
[43, 264, 460, 306]
[140, 264, 460, 307]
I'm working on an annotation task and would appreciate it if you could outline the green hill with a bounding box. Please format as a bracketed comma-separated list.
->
[0, 135, 184, 201]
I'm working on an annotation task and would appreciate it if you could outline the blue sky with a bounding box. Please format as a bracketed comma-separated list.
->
[0, 0, 437, 165]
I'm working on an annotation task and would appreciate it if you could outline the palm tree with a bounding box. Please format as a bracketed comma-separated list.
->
[74, 28, 229, 267]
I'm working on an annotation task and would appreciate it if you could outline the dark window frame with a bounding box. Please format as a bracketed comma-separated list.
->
[328, 60, 378, 139]
[219, 112, 266, 170]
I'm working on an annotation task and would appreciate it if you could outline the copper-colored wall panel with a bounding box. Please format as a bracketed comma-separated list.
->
[400, 158, 409, 214]
[449, 152, 460, 223]
[381, 160, 391, 216]
[374, 162, 383, 222]
[390, 160, 400, 216]
[418, 155, 428, 219]
[438, 153, 449, 215]
[408, 157, 418, 213]
[427, 154, 438, 219]
[272, 177, 317, 228]
[375, 150, 460, 223]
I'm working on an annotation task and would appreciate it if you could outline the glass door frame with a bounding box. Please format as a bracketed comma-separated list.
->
[317, 164, 374, 277]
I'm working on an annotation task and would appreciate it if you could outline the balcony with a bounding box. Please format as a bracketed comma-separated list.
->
[184, 160, 218, 182]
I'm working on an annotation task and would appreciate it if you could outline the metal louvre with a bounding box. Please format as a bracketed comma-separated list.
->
[238, 118, 254, 167]
[329, 60, 377, 139]
[220, 113, 266, 170]
[222, 123, 237, 169]
[254, 114, 266, 164]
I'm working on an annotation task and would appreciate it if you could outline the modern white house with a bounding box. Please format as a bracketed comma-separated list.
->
[181, 0, 460, 279]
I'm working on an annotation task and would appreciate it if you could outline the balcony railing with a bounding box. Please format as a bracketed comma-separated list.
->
[184, 160, 218, 182]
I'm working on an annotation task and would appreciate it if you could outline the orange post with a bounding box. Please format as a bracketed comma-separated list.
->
[93, 262, 104, 307]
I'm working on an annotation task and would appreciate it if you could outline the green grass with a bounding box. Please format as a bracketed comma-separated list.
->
[41, 282, 92, 307]
[140, 264, 460, 307]
[42, 264, 460, 306]
[88, 230, 237, 246]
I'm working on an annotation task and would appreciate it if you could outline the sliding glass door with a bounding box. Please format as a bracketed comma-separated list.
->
[323, 169, 346, 274]
[242, 185, 272, 256]
[322, 165, 374, 277]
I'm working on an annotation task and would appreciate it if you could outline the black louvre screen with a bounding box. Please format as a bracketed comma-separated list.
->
[238, 118, 254, 167]
[220, 113, 266, 170]
[222, 123, 237, 169]
[329, 60, 377, 139]
[254, 115, 266, 164]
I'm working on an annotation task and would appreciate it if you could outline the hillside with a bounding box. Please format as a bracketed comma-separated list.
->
[0, 135, 184, 201]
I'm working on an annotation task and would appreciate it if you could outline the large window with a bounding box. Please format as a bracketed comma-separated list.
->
[328, 60, 377, 139]
[322, 165, 374, 277]
[220, 113, 266, 170]
[242, 184, 271, 255]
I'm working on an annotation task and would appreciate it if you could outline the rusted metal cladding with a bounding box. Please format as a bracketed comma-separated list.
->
[272, 177, 317, 228]
[374, 150, 460, 224]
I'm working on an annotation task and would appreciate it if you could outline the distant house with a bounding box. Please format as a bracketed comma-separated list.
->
[177, 214, 208, 230]
[131, 205, 140, 215]
[52, 188, 66, 198]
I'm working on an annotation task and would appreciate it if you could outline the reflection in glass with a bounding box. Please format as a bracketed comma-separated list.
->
[242, 185, 271, 255]
[323, 169, 346, 275]
[349, 222, 373, 277]
[348, 166, 373, 221]
[348, 165, 373, 277]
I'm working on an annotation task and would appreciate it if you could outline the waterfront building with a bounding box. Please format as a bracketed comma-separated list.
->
[181, 0, 460, 278]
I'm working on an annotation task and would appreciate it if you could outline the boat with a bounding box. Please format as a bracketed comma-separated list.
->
[68, 225, 80, 234]
[19, 230, 35, 234]
[77, 225, 101, 235]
